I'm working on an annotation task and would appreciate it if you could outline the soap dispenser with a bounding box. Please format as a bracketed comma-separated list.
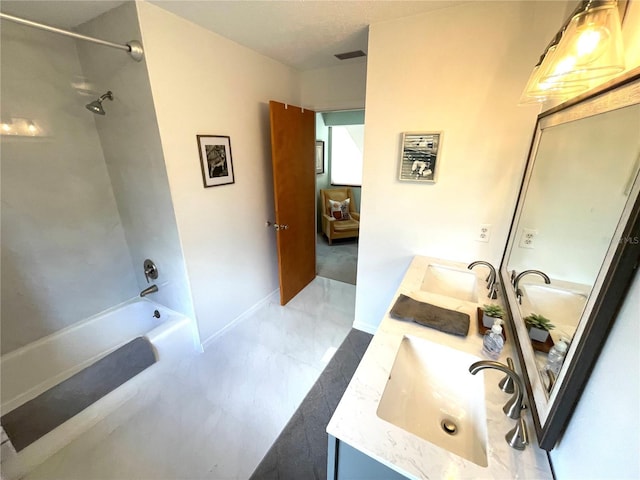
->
[482, 319, 504, 360]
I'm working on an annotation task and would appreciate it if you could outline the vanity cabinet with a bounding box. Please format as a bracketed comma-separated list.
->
[328, 435, 408, 480]
[326, 256, 553, 479]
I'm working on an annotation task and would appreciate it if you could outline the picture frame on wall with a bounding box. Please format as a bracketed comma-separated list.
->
[315, 140, 325, 174]
[398, 132, 442, 183]
[197, 135, 235, 188]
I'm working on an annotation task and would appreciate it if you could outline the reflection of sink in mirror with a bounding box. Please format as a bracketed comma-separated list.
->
[420, 264, 478, 302]
[521, 284, 587, 329]
[377, 335, 488, 467]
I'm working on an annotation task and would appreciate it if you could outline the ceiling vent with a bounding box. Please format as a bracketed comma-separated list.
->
[334, 50, 367, 60]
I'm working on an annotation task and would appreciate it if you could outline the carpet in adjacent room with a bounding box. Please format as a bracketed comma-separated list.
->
[316, 234, 358, 285]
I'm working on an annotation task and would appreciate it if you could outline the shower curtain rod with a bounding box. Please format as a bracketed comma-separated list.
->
[0, 12, 144, 62]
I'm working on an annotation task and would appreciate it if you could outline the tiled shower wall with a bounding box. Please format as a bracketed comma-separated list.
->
[0, 21, 137, 353]
[1, 3, 195, 354]
[76, 2, 196, 323]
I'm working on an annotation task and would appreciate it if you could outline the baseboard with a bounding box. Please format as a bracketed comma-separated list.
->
[352, 320, 378, 335]
[201, 289, 280, 350]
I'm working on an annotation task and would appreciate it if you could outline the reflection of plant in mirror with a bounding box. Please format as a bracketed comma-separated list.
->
[524, 313, 555, 331]
[482, 304, 505, 318]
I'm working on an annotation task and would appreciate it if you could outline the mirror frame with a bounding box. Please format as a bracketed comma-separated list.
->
[500, 68, 640, 451]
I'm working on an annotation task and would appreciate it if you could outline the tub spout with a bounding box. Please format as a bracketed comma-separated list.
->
[140, 284, 158, 297]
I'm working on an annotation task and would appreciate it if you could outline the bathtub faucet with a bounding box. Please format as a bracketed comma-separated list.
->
[140, 284, 158, 297]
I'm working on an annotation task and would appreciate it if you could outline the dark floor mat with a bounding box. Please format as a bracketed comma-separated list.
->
[249, 328, 372, 480]
[1, 336, 156, 452]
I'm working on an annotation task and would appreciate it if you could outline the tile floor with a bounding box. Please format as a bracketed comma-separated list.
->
[22, 277, 355, 480]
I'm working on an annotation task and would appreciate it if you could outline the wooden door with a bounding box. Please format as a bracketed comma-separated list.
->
[269, 101, 316, 305]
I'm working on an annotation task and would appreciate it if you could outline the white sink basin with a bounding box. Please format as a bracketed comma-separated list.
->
[376, 336, 488, 467]
[521, 284, 587, 329]
[419, 264, 479, 302]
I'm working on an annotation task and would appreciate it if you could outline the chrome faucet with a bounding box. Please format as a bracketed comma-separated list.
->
[140, 284, 158, 297]
[469, 360, 526, 420]
[544, 368, 557, 393]
[467, 261, 498, 298]
[506, 417, 529, 451]
[469, 360, 529, 450]
[513, 269, 551, 304]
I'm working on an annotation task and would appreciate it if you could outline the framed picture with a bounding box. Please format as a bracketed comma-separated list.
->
[315, 140, 325, 174]
[398, 132, 442, 183]
[197, 135, 235, 188]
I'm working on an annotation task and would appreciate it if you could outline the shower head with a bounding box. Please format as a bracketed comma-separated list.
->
[85, 91, 113, 115]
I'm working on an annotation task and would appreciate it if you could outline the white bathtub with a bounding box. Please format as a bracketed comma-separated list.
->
[0, 298, 200, 479]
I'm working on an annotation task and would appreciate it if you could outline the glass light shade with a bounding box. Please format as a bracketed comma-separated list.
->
[518, 46, 589, 105]
[541, 2, 625, 84]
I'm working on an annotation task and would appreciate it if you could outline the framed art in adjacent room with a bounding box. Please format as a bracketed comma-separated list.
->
[398, 132, 442, 183]
[197, 135, 235, 188]
[315, 140, 325, 174]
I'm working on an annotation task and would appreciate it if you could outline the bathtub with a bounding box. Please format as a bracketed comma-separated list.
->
[0, 298, 200, 479]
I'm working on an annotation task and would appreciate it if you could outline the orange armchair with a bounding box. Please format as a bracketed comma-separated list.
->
[320, 187, 360, 245]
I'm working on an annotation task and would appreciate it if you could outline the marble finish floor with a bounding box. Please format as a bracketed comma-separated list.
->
[21, 277, 355, 480]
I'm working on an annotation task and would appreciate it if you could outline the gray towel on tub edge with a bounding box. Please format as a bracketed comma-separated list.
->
[389, 294, 470, 337]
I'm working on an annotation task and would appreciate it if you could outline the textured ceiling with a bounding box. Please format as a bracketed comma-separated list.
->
[149, 1, 466, 71]
[1, 1, 467, 71]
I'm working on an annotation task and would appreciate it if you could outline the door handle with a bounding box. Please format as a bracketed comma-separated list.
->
[266, 221, 289, 231]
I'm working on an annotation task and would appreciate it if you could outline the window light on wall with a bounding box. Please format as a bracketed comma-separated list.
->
[0, 117, 43, 136]
[519, 0, 625, 105]
[330, 125, 364, 186]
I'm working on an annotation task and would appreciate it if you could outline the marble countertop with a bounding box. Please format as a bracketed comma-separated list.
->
[327, 255, 553, 479]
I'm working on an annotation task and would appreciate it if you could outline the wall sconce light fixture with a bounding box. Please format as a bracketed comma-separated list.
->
[520, 0, 625, 104]
[519, 44, 590, 104]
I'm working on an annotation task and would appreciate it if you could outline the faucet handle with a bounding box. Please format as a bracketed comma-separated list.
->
[503, 382, 527, 419]
[499, 358, 515, 393]
[506, 417, 529, 450]
[544, 368, 557, 393]
[143, 259, 158, 283]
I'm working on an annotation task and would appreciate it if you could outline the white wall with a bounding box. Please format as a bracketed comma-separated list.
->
[354, 1, 569, 332]
[76, 2, 195, 320]
[550, 270, 640, 479]
[136, 2, 300, 344]
[548, 4, 640, 477]
[0, 21, 137, 353]
[301, 62, 367, 111]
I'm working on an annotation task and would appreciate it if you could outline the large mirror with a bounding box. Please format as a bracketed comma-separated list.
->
[501, 69, 640, 450]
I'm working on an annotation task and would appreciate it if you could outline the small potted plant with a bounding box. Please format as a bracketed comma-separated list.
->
[524, 313, 555, 342]
[482, 304, 505, 328]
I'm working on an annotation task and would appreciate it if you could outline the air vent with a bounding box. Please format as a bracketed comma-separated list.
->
[334, 50, 367, 60]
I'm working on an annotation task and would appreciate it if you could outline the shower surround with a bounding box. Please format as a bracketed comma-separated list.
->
[1, 2, 199, 474]
[1, 2, 196, 354]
